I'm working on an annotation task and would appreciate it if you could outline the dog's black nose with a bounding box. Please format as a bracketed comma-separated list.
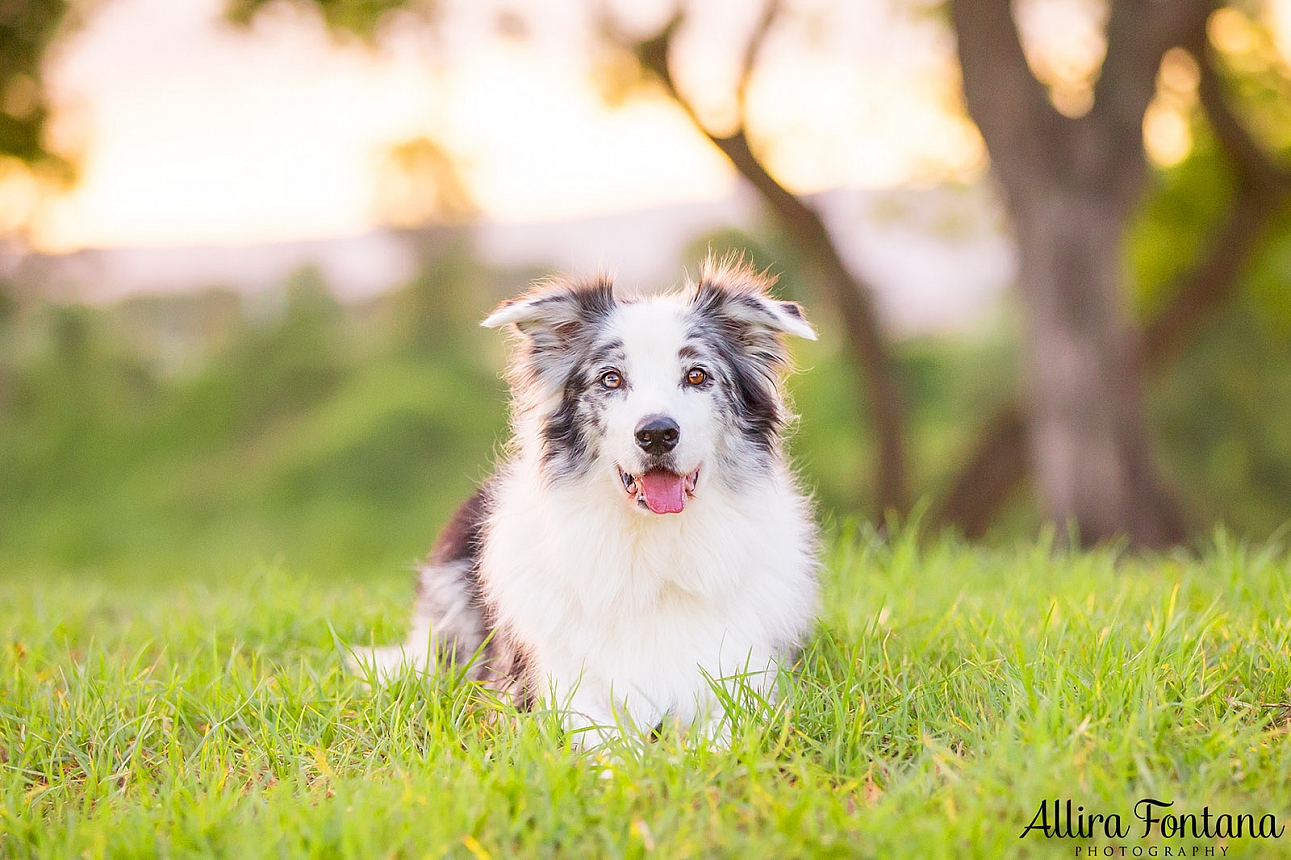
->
[635, 415, 680, 454]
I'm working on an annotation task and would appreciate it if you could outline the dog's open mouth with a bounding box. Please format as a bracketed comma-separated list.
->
[617, 465, 699, 514]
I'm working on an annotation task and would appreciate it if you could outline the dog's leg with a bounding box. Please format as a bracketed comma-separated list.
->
[350, 559, 487, 684]
[539, 671, 638, 750]
[564, 709, 626, 750]
[348, 633, 436, 683]
[687, 655, 783, 749]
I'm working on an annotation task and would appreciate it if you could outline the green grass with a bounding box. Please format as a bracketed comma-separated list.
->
[3, 526, 1290, 859]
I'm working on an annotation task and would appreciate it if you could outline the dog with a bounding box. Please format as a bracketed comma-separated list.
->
[354, 258, 820, 745]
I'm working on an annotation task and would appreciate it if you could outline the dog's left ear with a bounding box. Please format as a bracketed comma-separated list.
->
[724, 293, 817, 341]
[691, 268, 817, 341]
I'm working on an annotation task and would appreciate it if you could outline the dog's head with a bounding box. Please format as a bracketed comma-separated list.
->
[483, 259, 815, 515]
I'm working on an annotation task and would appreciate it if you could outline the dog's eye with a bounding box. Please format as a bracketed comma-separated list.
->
[685, 368, 708, 387]
[599, 370, 623, 390]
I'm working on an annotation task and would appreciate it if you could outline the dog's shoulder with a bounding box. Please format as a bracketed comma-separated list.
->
[428, 482, 492, 567]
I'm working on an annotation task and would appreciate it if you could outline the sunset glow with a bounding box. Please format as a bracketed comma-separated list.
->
[28, 0, 982, 252]
[28, 0, 1290, 253]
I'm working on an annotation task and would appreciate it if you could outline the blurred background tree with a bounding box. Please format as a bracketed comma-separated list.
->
[948, 0, 1290, 547]
[0, 0, 79, 445]
[0, 0, 77, 236]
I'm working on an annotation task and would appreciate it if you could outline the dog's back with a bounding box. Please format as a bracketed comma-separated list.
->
[359, 488, 493, 681]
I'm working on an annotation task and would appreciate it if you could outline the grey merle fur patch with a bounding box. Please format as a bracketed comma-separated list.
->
[490, 277, 622, 480]
[685, 276, 794, 455]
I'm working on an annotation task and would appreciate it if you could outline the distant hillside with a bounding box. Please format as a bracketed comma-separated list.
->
[3, 184, 1015, 335]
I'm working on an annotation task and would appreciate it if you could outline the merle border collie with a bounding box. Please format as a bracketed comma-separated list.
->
[354, 258, 819, 745]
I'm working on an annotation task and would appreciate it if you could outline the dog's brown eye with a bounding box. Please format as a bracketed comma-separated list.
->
[686, 368, 707, 387]
[600, 370, 623, 390]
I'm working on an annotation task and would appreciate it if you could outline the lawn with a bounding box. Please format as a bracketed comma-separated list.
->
[2, 525, 1289, 859]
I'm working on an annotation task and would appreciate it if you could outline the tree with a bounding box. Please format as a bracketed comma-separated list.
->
[0, 0, 77, 237]
[938, 0, 1291, 546]
[0, 0, 78, 415]
[951, 2, 1204, 546]
[0, 0, 71, 169]
[224, 0, 432, 38]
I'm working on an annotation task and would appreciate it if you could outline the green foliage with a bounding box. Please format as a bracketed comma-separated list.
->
[0, 245, 508, 579]
[1154, 301, 1291, 537]
[0, 0, 70, 168]
[2, 529, 1289, 858]
[225, 0, 435, 41]
[7, 220, 1289, 584]
[1128, 11, 1291, 328]
[1127, 141, 1236, 321]
[1245, 203, 1291, 335]
[1124, 38, 1291, 541]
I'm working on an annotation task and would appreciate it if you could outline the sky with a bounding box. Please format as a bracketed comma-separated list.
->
[29, 0, 980, 252]
[23, 0, 1291, 253]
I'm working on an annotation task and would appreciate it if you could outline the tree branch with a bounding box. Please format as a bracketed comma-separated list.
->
[632, 4, 908, 512]
[1142, 41, 1291, 367]
[931, 403, 1028, 539]
[1090, 0, 1214, 197]
[1194, 40, 1291, 197]
[949, 0, 1061, 187]
[735, 0, 779, 114]
[1093, 0, 1208, 131]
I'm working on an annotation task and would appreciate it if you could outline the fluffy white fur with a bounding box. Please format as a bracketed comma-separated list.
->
[354, 261, 819, 746]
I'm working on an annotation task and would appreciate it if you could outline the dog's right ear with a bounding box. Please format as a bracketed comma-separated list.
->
[481, 277, 615, 338]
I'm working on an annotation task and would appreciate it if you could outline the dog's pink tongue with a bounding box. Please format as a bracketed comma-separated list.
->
[639, 469, 686, 514]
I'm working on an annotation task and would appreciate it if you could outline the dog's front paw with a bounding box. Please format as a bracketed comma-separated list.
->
[695, 713, 733, 750]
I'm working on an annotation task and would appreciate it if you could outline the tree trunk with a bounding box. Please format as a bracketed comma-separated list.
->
[934, 53, 1291, 538]
[1010, 188, 1184, 545]
[949, 0, 1208, 547]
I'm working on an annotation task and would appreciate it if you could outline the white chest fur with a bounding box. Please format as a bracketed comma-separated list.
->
[480, 455, 818, 731]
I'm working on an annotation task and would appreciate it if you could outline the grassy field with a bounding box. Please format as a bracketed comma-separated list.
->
[2, 525, 1289, 859]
